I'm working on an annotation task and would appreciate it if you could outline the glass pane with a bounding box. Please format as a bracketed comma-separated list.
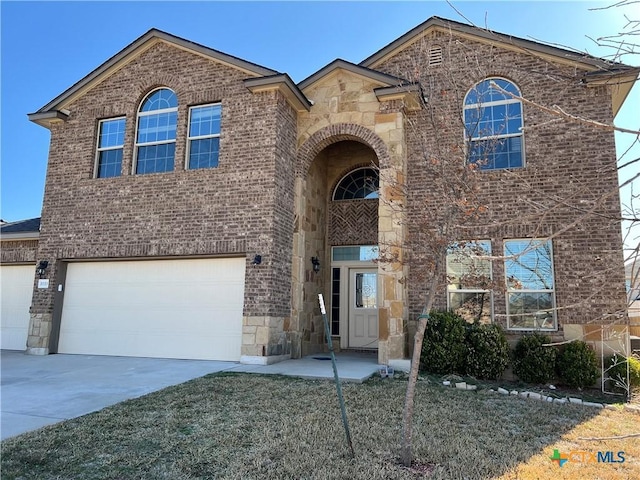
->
[449, 291, 492, 324]
[137, 111, 177, 143]
[333, 168, 379, 200]
[355, 273, 376, 308]
[97, 149, 122, 178]
[99, 118, 125, 148]
[189, 138, 220, 169]
[504, 240, 554, 291]
[446, 241, 491, 289]
[332, 246, 379, 262]
[141, 89, 178, 111]
[331, 268, 340, 335]
[508, 292, 554, 329]
[136, 143, 175, 174]
[469, 138, 522, 170]
[189, 104, 221, 137]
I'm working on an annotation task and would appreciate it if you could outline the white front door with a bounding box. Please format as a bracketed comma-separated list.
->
[348, 268, 378, 349]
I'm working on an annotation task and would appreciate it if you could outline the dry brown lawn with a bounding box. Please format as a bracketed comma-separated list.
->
[1, 373, 638, 479]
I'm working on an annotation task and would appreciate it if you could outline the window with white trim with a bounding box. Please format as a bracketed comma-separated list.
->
[446, 240, 493, 323]
[95, 117, 125, 178]
[464, 78, 524, 170]
[135, 88, 177, 174]
[187, 103, 221, 169]
[504, 239, 556, 330]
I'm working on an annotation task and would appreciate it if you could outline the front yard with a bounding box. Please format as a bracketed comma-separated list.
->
[1, 373, 638, 479]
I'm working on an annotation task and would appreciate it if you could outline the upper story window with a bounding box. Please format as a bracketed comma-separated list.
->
[504, 239, 556, 330]
[464, 78, 524, 170]
[95, 117, 125, 178]
[135, 88, 177, 174]
[333, 167, 379, 201]
[187, 103, 221, 169]
[447, 240, 493, 323]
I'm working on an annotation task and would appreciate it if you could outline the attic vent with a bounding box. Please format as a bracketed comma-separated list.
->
[428, 46, 443, 66]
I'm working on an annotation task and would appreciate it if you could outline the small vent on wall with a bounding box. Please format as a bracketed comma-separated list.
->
[428, 46, 443, 66]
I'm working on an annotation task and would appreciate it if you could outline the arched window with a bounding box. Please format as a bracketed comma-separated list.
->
[464, 78, 524, 170]
[135, 88, 178, 174]
[333, 167, 379, 200]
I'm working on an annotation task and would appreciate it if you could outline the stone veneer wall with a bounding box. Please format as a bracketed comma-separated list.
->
[296, 71, 407, 363]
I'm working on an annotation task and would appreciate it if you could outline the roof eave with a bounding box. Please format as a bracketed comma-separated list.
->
[374, 84, 423, 111]
[0, 232, 40, 241]
[361, 16, 628, 73]
[32, 29, 280, 116]
[581, 69, 640, 117]
[27, 110, 69, 128]
[298, 59, 408, 92]
[244, 74, 311, 112]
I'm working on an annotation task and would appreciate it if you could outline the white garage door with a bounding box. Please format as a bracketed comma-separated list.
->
[0, 264, 34, 350]
[58, 258, 245, 361]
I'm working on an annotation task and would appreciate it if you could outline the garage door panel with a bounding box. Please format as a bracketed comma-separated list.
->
[0, 265, 34, 350]
[58, 258, 245, 361]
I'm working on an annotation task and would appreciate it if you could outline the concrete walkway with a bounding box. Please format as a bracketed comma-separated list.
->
[1, 350, 380, 440]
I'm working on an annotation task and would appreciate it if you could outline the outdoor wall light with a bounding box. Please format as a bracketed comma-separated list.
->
[311, 257, 320, 273]
[36, 260, 49, 277]
[251, 254, 262, 265]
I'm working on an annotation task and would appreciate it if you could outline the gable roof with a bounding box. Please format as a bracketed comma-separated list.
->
[1, 217, 41, 240]
[298, 58, 410, 91]
[360, 16, 639, 116]
[28, 28, 280, 127]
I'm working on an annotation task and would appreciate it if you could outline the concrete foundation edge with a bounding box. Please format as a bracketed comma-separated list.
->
[240, 354, 291, 365]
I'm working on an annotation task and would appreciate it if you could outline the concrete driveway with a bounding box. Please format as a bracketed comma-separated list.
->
[0, 350, 235, 440]
[1, 350, 382, 441]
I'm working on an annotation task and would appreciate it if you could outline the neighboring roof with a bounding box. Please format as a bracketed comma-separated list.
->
[28, 28, 281, 127]
[360, 16, 639, 116]
[298, 58, 410, 91]
[0, 217, 40, 240]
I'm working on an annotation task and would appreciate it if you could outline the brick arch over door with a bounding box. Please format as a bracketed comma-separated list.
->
[296, 123, 390, 178]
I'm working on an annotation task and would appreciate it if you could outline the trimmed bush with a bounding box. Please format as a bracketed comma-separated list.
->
[464, 323, 510, 380]
[604, 355, 640, 393]
[556, 340, 598, 388]
[512, 333, 557, 384]
[419, 310, 467, 374]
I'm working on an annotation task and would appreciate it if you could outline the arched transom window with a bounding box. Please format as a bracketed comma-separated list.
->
[464, 78, 524, 170]
[333, 167, 379, 200]
[135, 88, 178, 174]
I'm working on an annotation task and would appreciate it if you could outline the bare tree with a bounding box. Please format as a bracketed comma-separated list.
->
[374, 4, 639, 466]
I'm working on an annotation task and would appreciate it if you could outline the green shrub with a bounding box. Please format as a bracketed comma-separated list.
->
[604, 355, 640, 393]
[512, 333, 557, 384]
[556, 340, 598, 388]
[419, 310, 467, 374]
[464, 323, 510, 380]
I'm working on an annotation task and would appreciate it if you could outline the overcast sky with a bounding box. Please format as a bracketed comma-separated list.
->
[1, 0, 637, 251]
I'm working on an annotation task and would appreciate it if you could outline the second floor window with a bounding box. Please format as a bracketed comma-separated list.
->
[187, 103, 221, 169]
[96, 117, 125, 178]
[135, 88, 177, 174]
[464, 78, 524, 170]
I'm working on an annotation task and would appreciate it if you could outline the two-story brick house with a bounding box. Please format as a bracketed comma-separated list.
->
[8, 17, 636, 365]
